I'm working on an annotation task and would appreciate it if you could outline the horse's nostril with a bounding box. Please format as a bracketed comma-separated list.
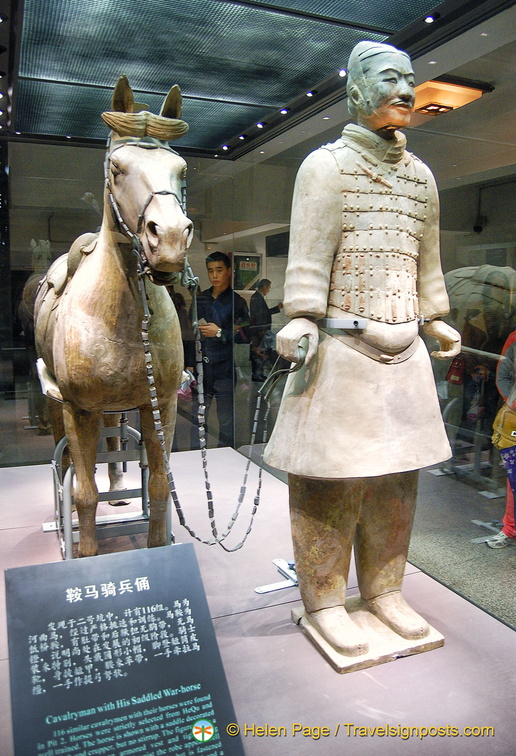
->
[147, 221, 158, 237]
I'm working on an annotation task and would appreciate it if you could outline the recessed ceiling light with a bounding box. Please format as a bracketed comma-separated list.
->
[339, 69, 347, 78]
[424, 12, 440, 23]
[222, 145, 229, 151]
[256, 122, 266, 129]
[280, 108, 290, 115]
[238, 134, 247, 140]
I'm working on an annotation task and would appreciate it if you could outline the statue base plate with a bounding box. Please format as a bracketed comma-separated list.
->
[292, 596, 444, 674]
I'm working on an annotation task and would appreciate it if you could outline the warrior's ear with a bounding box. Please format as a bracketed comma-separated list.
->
[348, 84, 362, 108]
[111, 75, 135, 113]
[160, 85, 182, 119]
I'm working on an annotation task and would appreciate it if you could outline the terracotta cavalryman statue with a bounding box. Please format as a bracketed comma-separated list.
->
[264, 41, 461, 656]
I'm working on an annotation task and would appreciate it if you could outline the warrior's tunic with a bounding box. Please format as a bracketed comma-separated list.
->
[263, 124, 451, 478]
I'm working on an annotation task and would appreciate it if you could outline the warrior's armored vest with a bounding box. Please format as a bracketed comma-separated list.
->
[323, 137, 429, 324]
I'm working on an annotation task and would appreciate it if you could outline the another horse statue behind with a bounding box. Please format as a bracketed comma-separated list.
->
[34, 76, 193, 557]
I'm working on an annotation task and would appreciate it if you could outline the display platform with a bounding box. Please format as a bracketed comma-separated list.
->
[1, 447, 515, 755]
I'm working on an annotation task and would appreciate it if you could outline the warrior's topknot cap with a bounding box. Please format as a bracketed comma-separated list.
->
[348, 41, 410, 72]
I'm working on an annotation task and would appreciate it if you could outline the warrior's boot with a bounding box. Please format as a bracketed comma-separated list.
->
[288, 474, 369, 656]
[355, 470, 430, 639]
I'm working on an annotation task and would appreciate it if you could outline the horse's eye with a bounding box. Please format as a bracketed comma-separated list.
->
[111, 161, 123, 179]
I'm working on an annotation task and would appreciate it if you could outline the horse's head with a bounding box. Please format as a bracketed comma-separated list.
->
[102, 76, 194, 283]
[106, 139, 193, 279]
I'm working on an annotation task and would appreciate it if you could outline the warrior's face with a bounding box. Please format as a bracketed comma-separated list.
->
[352, 51, 415, 135]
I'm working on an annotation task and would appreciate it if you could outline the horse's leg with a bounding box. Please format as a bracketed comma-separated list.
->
[47, 397, 72, 473]
[140, 397, 177, 548]
[62, 401, 102, 557]
[103, 412, 129, 506]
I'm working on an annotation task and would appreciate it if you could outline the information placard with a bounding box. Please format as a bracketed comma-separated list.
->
[6, 544, 244, 755]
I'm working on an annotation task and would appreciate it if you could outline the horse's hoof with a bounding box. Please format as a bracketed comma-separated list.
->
[78, 542, 99, 558]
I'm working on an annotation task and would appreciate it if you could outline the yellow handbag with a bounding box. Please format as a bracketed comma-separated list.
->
[492, 403, 516, 449]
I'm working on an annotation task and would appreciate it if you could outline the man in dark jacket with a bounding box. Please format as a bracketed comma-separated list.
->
[196, 251, 249, 446]
[249, 279, 283, 381]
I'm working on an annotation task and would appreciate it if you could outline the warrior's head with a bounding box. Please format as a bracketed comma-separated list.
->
[346, 41, 415, 137]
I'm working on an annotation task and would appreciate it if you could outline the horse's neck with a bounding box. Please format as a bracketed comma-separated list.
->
[95, 219, 139, 281]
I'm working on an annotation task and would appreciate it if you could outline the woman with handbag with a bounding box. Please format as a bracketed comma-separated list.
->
[488, 331, 516, 548]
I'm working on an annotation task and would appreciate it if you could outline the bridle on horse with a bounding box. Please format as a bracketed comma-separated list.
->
[103, 136, 292, 551]
[105, 136, 188, 286]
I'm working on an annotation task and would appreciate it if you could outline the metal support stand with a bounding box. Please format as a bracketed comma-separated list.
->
[255, 559, 298, 594]
[43, 421, 155, 559]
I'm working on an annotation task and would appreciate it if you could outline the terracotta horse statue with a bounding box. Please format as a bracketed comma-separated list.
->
[34, 76, 194, 556]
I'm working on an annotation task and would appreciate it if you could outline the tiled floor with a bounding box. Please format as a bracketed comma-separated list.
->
[1, 448, 515, 755]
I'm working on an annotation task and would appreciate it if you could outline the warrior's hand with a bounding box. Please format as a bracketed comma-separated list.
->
[423, 319, 461, 359]
[276, 318, 319, 365]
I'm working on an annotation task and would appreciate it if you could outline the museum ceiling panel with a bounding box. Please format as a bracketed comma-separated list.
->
[1, 0, 513, 156]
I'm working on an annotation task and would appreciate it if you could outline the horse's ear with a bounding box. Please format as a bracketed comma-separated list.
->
[160, 85, 182, 119]
[111, 75, 135, 113]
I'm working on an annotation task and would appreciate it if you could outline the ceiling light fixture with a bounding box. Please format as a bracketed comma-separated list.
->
[280, 108, 290, 115]
[222, 145, 229, 151]
[339, 69, 347, 78]
[256, 122, 266, 129]
[414, 78, 490, 116]
[238, 134, 247, 140]
[424, 12, 440, 23]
